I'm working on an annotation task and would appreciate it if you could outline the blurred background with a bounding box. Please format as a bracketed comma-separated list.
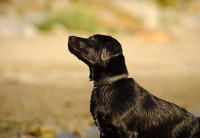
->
[0, 0, 200, 137]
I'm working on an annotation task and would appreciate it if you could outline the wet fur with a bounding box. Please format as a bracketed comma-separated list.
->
[68, 34, 200, 138]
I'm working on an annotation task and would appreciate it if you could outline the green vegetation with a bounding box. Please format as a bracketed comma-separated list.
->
[155, 0, 176, 7]
[155, 0, 190, 7]
[35, 0, 140, 33]
[36, 10, 117, 33]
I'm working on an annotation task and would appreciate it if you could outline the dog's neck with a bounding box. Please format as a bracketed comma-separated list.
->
[90, 73, 128, 88]
[89, 54, 128, 82]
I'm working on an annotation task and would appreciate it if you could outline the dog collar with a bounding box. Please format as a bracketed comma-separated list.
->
[90, 74, 128, 89]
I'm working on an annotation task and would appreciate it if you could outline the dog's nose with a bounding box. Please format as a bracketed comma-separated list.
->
[69, 36, 76, 41]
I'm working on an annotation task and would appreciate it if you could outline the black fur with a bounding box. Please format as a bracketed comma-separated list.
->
[68, 34, 200, 138]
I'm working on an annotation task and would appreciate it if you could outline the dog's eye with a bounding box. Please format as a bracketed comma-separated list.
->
[90, 37, 97, 42]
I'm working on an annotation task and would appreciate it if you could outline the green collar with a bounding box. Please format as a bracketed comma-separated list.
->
[90, 74, 128, 88]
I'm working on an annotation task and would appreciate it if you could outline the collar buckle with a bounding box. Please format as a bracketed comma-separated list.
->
[90, 81, 95, 89]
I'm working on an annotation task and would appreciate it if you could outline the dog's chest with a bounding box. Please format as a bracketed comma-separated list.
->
[90, 90, 132, 126]
[90, 87, 113, 121]
[90, 87, 111, 113]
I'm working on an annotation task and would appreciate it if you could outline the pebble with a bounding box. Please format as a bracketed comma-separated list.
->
[29, 125, 56, 137]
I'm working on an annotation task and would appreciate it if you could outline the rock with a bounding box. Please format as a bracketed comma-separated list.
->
[21, 23, 38, 37]
[73, 128, 86, 138]
[0, 16, 38, 37]
[29, 125, 56, 137]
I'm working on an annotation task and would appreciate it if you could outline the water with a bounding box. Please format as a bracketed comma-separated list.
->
[56, 128, 99, 138]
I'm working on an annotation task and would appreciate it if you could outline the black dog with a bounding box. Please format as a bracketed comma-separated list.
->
[68, 34, 200, 138]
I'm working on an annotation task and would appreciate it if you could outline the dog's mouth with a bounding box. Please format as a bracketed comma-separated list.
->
[68, 36, 89, 62]
[68, 43, 79, 54]
[68, 36, 81, 54]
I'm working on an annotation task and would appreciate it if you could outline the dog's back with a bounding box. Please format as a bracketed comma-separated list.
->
[91, 78, 200, 138]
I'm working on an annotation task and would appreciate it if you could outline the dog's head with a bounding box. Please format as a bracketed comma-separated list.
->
[68, 34, 123, 66]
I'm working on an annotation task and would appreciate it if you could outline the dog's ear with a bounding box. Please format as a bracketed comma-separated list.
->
[101, 41, 122, 61]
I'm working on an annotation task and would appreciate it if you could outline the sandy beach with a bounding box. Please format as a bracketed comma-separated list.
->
[0, 32, 200, 137]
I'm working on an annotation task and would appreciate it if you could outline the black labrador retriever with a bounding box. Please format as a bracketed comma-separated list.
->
[68, 34, 200, 138]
